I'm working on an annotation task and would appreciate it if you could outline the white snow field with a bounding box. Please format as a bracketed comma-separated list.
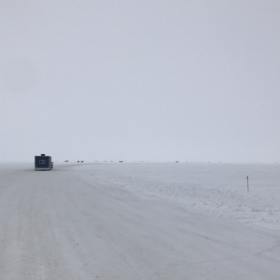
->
[0, 162, 279, 279]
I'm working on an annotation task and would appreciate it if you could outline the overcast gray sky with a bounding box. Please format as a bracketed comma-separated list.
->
[0, 0, 279, 162]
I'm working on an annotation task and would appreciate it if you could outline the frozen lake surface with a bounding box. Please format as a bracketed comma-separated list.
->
[83, 162, 280, 234]
[0, 162, 279, 279]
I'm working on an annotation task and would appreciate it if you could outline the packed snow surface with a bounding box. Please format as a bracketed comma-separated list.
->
[0, 162, 279, 279]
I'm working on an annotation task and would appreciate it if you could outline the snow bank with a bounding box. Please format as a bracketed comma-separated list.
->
[75, 163, 280, 234]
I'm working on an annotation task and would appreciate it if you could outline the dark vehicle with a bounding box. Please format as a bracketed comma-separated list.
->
[35, 154, 53, 171]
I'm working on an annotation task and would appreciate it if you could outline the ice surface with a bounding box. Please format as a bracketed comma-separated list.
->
[77, 162, 280, 235]
[0, 162, 279, 279]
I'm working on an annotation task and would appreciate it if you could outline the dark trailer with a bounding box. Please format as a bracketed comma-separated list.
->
[35, 154, 53, 171]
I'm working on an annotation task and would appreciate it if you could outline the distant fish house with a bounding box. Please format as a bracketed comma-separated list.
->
[35, 154, 53, 171]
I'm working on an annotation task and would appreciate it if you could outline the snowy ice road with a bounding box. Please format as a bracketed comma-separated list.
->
[0, 163, 279, 279]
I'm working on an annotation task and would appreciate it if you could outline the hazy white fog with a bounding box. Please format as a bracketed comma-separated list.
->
[0, 0, 279, 162]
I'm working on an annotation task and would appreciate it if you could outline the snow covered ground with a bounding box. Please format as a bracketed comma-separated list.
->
[0, 162, 279, 279]
[78, 162, 280, 234]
